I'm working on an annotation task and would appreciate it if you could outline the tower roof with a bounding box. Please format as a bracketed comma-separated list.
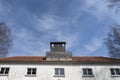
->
[50, 42, 66, 44]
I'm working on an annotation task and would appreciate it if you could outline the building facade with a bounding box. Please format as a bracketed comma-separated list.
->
[0, 42, 120, 80]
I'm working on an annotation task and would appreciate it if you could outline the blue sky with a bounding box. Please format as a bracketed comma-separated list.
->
[0, 0, 120, 57]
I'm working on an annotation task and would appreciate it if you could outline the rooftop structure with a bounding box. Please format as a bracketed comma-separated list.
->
[46, 42, 72, 61]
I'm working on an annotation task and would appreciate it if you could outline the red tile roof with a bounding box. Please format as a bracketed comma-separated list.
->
[0, 56, 120, 63]
[72, 56, 120, 62]
[0, 56, 45, 62]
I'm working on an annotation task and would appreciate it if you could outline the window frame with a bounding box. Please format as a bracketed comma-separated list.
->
[82, 68, 94, 77]
[0, 67, 10, 76]
[110, 68, 120, 76]
[26, 68, 37, 77]
[54, 68, 65, 77]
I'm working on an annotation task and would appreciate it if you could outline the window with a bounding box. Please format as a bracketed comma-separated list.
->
[82, 68, 93, 76]
[110, 68, 120, 76]
[0, 67, 9, 75]
[55, 68, 65, 76]
[27, 68, 36, 76]
[54, 44, 62, 47]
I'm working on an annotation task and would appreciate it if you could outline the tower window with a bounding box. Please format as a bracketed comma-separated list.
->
[54, 44, 62, 47]
[50, 42, 66, 52]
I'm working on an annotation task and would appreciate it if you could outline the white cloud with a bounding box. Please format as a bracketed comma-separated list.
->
[81, 0, 120, 24]
[75, 37, 103, 55]
[55, 31, 78, 49]
[84, 37, 103, 52]
[81, 0, 109, 20]
[10, 27, 49, 56]
[30, 14, 79, 46]
[32, 15, 68, 31]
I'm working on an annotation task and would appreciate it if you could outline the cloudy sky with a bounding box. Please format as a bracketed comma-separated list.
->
[0, 0, 120, 57]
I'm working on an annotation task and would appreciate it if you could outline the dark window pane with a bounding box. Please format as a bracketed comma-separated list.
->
[0, 68, 5, 74]
[32, 68, 36, 75]
[60, 69, 64, 75]
[88, 69, 92, 75]
[1, 68, 5, 71]
[5, 68, 9, 74]
[32, 71, 36, 74]
[33, 68, 36, 72]
[83, 69, 87, 75]
[27, 71, 31, 74]
[55, 69, 59, 75]
[28, 68, 31, 72]
[110, 69, 115, 75]
[116, 69, 120, 75]
[27, 68, 31, 74]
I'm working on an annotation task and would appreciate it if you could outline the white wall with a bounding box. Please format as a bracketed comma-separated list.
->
[0, 63, 120, 80]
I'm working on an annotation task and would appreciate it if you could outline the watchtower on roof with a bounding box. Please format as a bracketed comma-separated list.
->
[50, 42, 66, 52]
[46, 42, 72, 61]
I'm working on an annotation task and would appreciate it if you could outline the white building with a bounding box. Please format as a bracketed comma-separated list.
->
[0, 42, 120, 80]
